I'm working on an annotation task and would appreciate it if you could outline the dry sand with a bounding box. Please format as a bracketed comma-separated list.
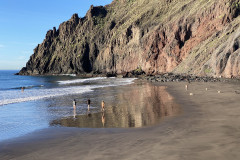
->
[1, 81, 240, 160]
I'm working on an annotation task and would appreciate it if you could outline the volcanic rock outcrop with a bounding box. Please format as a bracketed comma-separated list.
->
[19, 0, 240, 78]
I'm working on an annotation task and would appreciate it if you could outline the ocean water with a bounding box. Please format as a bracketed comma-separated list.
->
[0, 70, 136, 141]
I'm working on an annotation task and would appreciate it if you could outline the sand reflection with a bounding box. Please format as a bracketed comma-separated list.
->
[50, 83, 180, 128]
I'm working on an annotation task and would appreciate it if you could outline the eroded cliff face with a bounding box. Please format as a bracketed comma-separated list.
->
[19, 0, 240, 78]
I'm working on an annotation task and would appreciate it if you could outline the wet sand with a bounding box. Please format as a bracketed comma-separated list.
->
[1, 81, 240, 160]
[50, 83, 180, 128]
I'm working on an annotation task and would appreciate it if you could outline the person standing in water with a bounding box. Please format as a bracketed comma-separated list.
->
[87, 99, 91, 111]
[73, 99, 77, 119]
[101, 112, 105, 127]
[73, 99, 76, 109]
[101, 100, 105, 112]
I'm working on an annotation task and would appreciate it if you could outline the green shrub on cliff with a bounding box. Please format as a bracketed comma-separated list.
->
[231, 0, 240, 9]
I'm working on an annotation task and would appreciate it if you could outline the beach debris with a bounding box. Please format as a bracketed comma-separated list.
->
[206, 88, 208, 91]
[189, 93, 194, 96]
[218, 91, 221, 93]
[185, 84, 188, 91]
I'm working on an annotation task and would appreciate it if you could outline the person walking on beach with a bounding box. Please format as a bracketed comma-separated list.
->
[87, 99, 91, 111]
[21, 87, 24, 92]
[101, 100, 105, 112]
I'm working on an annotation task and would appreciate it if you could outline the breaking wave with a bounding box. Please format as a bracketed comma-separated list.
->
[0, 78, 136, 106]
[58, 77, 107, 85]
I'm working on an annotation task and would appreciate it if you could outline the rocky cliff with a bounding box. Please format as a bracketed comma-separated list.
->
[19, 0, 240, 78]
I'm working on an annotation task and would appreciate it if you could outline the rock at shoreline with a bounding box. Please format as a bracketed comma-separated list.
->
[141, 73, 240, 83]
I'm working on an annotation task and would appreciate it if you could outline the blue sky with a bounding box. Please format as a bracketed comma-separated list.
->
[0, 0, 113, 70]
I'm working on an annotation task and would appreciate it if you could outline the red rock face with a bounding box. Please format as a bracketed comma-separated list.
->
[140, 1, 234, 75]
[18, 0, 240, 78]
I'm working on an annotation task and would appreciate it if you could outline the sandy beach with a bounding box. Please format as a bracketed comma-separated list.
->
[1, 80, 240, 160]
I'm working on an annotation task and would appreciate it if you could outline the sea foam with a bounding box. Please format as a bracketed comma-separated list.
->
[58, 77, 107, 85]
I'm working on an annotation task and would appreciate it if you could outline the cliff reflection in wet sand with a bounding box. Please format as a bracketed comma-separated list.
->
[50, 83, 180, 128]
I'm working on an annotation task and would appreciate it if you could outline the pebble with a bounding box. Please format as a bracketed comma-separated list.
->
[141, 73, 240, 83]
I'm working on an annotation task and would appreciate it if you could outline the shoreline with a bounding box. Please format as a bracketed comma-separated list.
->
[16, 71, 240, 84]
[1, 80, 240, 159]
